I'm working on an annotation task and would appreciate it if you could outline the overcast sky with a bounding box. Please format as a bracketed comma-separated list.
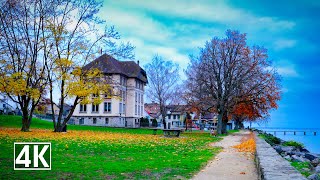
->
[98, 0, 320, 128]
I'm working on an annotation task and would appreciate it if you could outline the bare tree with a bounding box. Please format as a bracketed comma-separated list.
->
[145, 55, 180, 129]
[0, 0, 53, 131]
[186, 30, 281, 134]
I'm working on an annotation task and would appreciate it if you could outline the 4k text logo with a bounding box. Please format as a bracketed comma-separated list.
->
[14, 142, 51, 170]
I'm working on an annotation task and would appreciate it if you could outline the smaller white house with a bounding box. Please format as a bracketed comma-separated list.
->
[144, 103, 189, 129]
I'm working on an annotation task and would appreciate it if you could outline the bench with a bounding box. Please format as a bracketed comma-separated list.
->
[163, 129, 181, 137]
[150, 128, 182, 137]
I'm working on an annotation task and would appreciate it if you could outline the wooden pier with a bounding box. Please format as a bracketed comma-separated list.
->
[263, 130, 317, 136]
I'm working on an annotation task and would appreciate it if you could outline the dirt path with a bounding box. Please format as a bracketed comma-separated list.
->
[192, 130, 258, 180]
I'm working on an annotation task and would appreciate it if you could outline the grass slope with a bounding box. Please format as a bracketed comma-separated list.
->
[0, 115, 223, 179]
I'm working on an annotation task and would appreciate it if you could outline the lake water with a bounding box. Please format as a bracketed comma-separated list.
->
[254, 127, 320, 154]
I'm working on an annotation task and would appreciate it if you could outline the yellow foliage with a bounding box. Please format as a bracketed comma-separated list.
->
[80, 97, 90, 105]
[28, 89, 41, 100]
[56, 58, 73, 68]
[233, 132, 256, 154]
[72, 67, 82, 76]
[92, 97, 102, 105]
[0, 72, 42, 99]
[0, 127, 198, 145]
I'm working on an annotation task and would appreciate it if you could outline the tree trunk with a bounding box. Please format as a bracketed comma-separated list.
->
[21, 106, 30, 132]
[221, 120, 227, 134]
[162, 119, 167, 129]
[54, 123, 65, 132]
[221, 111, 228, 134]
[217, 112, 223, 134]
[21, 116, 31, 132]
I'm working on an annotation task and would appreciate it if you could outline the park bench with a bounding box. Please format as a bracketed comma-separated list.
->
[163, 129, 181, 137]
[150, 128, 182, 137]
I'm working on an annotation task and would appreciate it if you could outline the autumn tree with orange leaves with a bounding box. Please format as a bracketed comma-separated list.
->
[185, 30, 281, 134]
[232, 90, 280, 129]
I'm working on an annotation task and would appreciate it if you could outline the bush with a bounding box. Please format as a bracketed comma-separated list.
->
[140, 117, 149, 127]
[151, 119, 158, 127]
[283, 141, 304, 148]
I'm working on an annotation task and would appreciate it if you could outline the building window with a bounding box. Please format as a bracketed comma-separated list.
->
[120, 76, 127, 86]
[173, 115, 176, 119]
[135, 92, 137, 102]
[92, 93, 99, 98]
[177, 115, 180, 120]
[140, 106, 143, 116]
[105, 118, 109, 124]
[136, 80, 141, 89]
[80, 104, 87, 112]
[104, 102, 112, 113]
[119, 103, 122, 114]
[123, 104, 126, 113]
[135, 105, 137, 115]
[93, 118, 97, 124]
[79, 118, 84, 125]
[168, 115, 171, 119]
[141, 95, 143, 104]
[92, 104, 99, 112]
[122, 90, 126, 101]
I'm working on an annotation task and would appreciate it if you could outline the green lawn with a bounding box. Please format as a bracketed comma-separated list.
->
[0, 115, 224, 179]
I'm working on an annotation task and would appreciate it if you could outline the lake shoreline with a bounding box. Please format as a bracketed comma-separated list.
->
[255, 129, 320, 178]
[254, 127, 320, 154]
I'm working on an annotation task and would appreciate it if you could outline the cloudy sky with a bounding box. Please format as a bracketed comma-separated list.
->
[99, 0, 320, 128]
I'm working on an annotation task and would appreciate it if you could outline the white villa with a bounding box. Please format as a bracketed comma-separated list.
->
[72, 54, 147, 128]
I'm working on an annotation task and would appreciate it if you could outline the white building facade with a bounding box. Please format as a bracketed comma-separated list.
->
[72, 54, 147, 128]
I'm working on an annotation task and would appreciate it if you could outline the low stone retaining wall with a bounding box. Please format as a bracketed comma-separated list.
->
[255, 133, 307, 180]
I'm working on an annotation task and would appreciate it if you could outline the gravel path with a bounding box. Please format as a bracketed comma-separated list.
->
[192, 130, 258, 180]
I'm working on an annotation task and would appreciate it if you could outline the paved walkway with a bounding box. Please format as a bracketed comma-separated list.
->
[192, 130, 258, 180]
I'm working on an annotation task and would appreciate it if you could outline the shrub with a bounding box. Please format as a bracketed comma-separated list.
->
[151, 119, 158, 127]
[283, 141, 304, 149]
[139, 117, 149, 127]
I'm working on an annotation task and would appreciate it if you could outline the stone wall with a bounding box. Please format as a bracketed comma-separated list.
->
[255, 133, 307, 180]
